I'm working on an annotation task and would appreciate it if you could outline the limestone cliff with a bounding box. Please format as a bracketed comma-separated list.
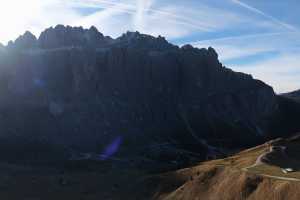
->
[0, 25, 281, 161]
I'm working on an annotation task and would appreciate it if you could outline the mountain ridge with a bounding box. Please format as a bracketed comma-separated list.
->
[282, 89, 300, 102]
[0, 25, 298, 165]
[4, 25, 170, 51]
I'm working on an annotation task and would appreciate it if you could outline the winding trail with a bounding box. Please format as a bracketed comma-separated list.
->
[242, 145, 300, 182]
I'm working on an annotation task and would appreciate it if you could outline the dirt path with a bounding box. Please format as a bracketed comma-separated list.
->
[242, 145, 300, 182]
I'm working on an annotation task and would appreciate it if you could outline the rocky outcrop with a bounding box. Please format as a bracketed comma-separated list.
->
[283, 90, 300, 102]
[0, 43, 5, 55]
[38, 25, 113, 49]
[8, 31, 37, 49]
[267, 95, 300, 139]
[0, 25, 281, 161]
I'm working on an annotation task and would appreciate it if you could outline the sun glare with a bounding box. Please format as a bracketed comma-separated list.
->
[0, 0, 42, 43]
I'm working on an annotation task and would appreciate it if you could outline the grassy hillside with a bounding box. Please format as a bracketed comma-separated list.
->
[2, 135, 300, 199]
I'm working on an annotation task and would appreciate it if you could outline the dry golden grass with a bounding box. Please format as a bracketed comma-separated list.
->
[141, 137, 300, 200]
[1, 137, 300, 200]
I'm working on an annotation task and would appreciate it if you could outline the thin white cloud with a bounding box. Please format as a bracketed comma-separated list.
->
[0, 0, 255, 43]
[192, 32, 300, 61]
[191, 30, 300, 93]
[70, 0, 227, 31]
[232, 52, 300, 93]
[193, 32, 283, 44]
[134, 0, 155, 31]
[231, 0, 298, 32]
[192, 32, 282, 60]
[71, 1, 134, 37]
[74, 0, 242, 34]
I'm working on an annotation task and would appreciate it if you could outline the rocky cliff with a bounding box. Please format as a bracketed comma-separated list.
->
[0, 25, 282, 162]
[283, 90, 300, 102]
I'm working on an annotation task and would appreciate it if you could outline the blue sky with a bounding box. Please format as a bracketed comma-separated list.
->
[0, 0, 299, 93]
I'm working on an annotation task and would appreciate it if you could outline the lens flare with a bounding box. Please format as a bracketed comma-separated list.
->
[100, 136, 122, 160]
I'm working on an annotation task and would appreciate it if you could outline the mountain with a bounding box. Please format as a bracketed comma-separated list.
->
[0, 43, 4, 52]
[1, 134, 300, 199]
[133, 134, 300, 200]
[0, 25, 298, 164]
[282, 89, 300, 102]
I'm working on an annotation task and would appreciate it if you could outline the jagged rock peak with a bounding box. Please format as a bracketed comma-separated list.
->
[181, 44, 194, 50]
[86, 25, 114, 46]
[7, 25, 175, 51]
[116, 31, 175, 50]
[9, 31, 37, 49]
[208, 46, 218, 59]
[0, 42, 4, 53]
[38, 25, 113, 49]
[88, 25, 101, 34]
[20, 31, 37, 41]
[118, 31, 167, 43]
[180, 44, 220, 66]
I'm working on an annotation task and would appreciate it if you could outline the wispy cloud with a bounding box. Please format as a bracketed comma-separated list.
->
[193, 31, 300, 61]
[232, 52, 300, 93]
[231, 0, 298, 32]
[70, 0, 231, 31]
[0, 0, 252, 43]
[70, 0, 247, 39]
[192, 30, 300, 93]
[134, 0, 154, 31]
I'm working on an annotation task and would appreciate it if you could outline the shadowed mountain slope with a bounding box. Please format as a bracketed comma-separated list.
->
[283, 89, 300, 102]
[0, 25, 299, 163]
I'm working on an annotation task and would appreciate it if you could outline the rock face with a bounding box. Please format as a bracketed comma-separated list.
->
[38, 25, 113, 49]
[283, 89, 300, 102]
[10, 31, 38, 49]
[268, 94, 300, 139]
[0, 25, 280, 161]
[0, 43, 4, 54]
